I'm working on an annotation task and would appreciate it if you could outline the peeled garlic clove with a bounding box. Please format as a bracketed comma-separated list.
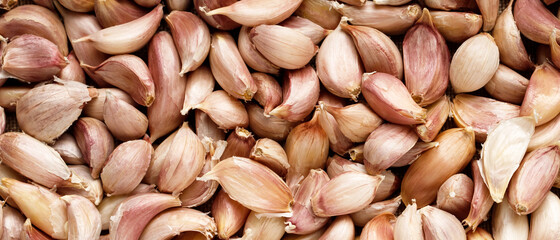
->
[436, 173, 474, 220]
[514, 0, 560, 44]
[317, 103, 354, 155]
[83, 88, 135, 121]
[58, 165, 103, 205]
[3, 205, 24, 239]
[484, 64, 529, 104]
[476, 0, 498, 31]
[360, 213, 396, 240]
[529, 192, 560, 240]
[194, 110, 226, 141]
[341, 22, 403, 80]
[221, 127, 256, 160]
[450, 33, 500, 93]
[326, 155, 366, 179]
[351, 195, 401, 227]
[104, 91, 148, 141]
[364, 123, 418, 175]
[393, 202, 423, 240]
[415, 95, 450, 142]
[249, 138, 289, 176]
[58, 52, 85, 83]
[74, 5, 163, 55]
[312, 172, 384, 217]
[392, 141, 439, 167]
[492, 200, 529, 240]
[318, 215, 354, 240]
[431, 11, 482, 43]
[147, 31, 186, 142]
[109, 193, 181, 240]
[402, 128, 476, 207]
[528, 114, 560, 151]
[452, 94, 520, 142]
[2, 178, 67, 239]
[204, 0, 302, 26]
[194, 0, 239, 30]
[362, 72, 427, 125]
[209, 32, 257, 101]
[285, 169, 330, 235]
[520, 62, 560, 126]
[420, 206, 466, 240]
[463, 160, 493, 231]
[85, 54, 155, 107]
[61, 195, 102, 240]
[0, 86, 29, 111]
[195, 90, 249, 130]
[246, 103, 296, 141]
[181, 66, 214, 116]
[140, 208, 217, 240]
[237, 26, 280, 75]
[481, 116, 535, 203]
[280, 16, 328, 45]
[493, 1, 533, 71]
[252, 73, 282, 116]
[94, 0, 148, 28]
[213, 190, 250, 239]
[332, 2, 421, 35]
[269, 65, 320, 122]
[404, 9, 450, 106]
[507, 144, 560, 215]
[467, 228, 493, 240]
[73, 117, 115, 179]
[101, 140, 153, 196]
[316, 21, 362, 100]
[21, 218, 53, 240]
[0, 106, 4, 135]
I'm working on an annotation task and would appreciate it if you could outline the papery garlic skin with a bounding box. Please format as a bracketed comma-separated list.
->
[58, 165, 103, 206]
[529, 192, 560, 240]
[492, 200, 529, 240]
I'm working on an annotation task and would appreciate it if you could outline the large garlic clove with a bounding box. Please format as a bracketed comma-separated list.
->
[529, 192, 560, 240]
[492, 200, 529, 240]
[363, 123, 418, 175]
[194, 90, 249, 130]
[520, 62, 560, 126]
[94, 0, 147, 28]
[237, 26, 280, 75]
[514, 0, 560, 44]
[436, 173, 474, 220]
[203, 0, 302, 26]
[420, 206, 466, 240]
[252, 73, 282, 116]
[139, 208, 217, 240]
[464, 160, 494, 231]
[493, 0, 533, 71]
[246, 103, 296, 141]
[194, 0, 240, 30]
[484, 64, 529, 104]
[103, 91, 148, 141]
[324, 103, 383, 143]
[393, 202, 423, 240]
[431, 11, 482, 43]
[213, 190, 250, 239]
[73, 117, 114, 179]
[280, 16, 329, 44]
[181, 66, 214, 116]
[61, 195, 102, 240]
[166, 11, 210, 76]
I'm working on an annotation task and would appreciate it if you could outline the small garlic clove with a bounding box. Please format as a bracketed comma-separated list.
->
[285, 169, 330, 235]
[0, 0, 16, 10]
[237, 26, 281, 75]
[242, 211, 285, 240]
[420, 206, 466, 240]
[209, 31, 257, 100]
[492, 200, 529, 240]
[2, 178, 68, 239]
[317, 103, 354, 155]
[285, 228, 327, 240]
[493, 0, 533, 71]
[450, 33, 500, 93]
[520, 62, 560, 126]
[514, 0, 560, 44]
[373, 171, 401, 202]
[431, 11, 482, 43]
[295, 0, 340, 30]
[463, 160, 493, 231]
[318, 215, 354, 240]
[3, 205, 24, 239]
[58, 51, 86, 83]
[466, 228, 493, 240]
[73, 5, 163, 55]
[476, 0, 498, 31]
[338, 0, 365, 5]
[436, 173, 474, 220]
[221, 127, 256, 160]
[166, 11, 210, 76]
[347, 144, 364, 163]
[0, 106, 4, 135]
[452, 94, 520, 142]
[481, 116, 536, 203]
[194, 110, 226, 141]
[249, 138, 290, 176]
[280, 16, 329, 45]
[58, 0, 94, 12]
[484, 64, 529, 104]
[194, 0, 240, 30]
[21, 218, 53, 240]
[73, 117, 115, 179]
[58, 165, 103, 206]
[109, 193, 181, 240]
[203, 0, 302, 26]
[415, 95, 451, 142]
[0, 86, 29, 111]
[528, 113, 560, 151]
[528, 192, 560, 240]
[0, 164, 27, 209]
[103, 91, 148, 141]
[213, 190, 251, 239]
[93, 0, 148, 28]
[269, 65, 320, 122]
[362, 72, 427, 125]
[83, 88, 136, 121]
[61, 195, 102, 240]
[393, 201, 423, 240]
[311, 172, 384, 217]
[252, 73, 282, 116]
[360, 213, 396, 240]
[326, 155, 366, 179]
[392, 141, 439, 167]
[147, 31, 186, 142]
[424, 0, 477, 10]
[181, 66, 215, 116]
[332, 2, 421, 35]
[351, 195, 402, 227]
[373, 0, 412, 5]
[98, 184, 159, 231]
[246, 103, 296, 141]
[363, 123, 418, 175]
[133, 0, 159, 7]
[140, 208, 217, 240]
[178, 144, 222, 207]
[194, 90, 249, 130]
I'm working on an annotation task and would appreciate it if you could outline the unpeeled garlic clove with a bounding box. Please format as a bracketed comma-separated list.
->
[3, 205, 24, 239]
[0, 106, 4, 135]
[94, 0, 148, 28]
[195, 90, 249, 130]
[450, 33, 500, 93]
[476, 0, 498, 31]
[103, 91, 148, 141]
[326, 155, 366, 179]
[481, 116, 536, 203]
[213, 190, 250, 239]
[467, 228, 493, 240]
[520, 62, 560, 126]
[404, 9, 450, 106]
[147, 31, 186, 142]
[393, 201, 423, 240]
[528, 113, 560, 151]
[73, 5, 163, 55]
[58, 165, 103, 205]
[431, 11, 482, 43]
[280, 16, 329, 45]
[97, 184, 158, 230]
[194, 0, 239, 30]
[203, 0, 302, 26]
[221, 127, 256, 160]
[195, 110, 226, 141]
[373, 0, 412, 5]
[464, 160, 493, 231]
[58, 51, 86, 83]
[363, 123, 418, 175]
[209, 31, 257, 100]
[61, 195, 102, 240]
[133, 0, 159, 7]
[492, 200, 529, 240]
[436, 173, 474, 220]
[392, 141, 439, 167]
[73, 117, 115, 179]
[484, 64, 529, 104]
[166, 11, 210, 76]
[360, 213, 396, 240]
[269, 65, 320, 122]
[21, 218, 53, 240]
[83, 88, 136, 121]
[181, 66, 214, 116]
[424, 0, 477, 10]
[317, 103, 354, 155]
[140, 208, 217, 240]
[529, 192, 560, 240]
[373, 171, 401, 202]
[493, 0, 533, 71]
[551, 30, 560, 69]
[420, 206, 466, 240]
[58, 0, 93, 12]
[242, 211, 285, 240]
[332, 2, 421, 35]
[362, 72, 427, 125]
[341, 22, 403, 79]
[237, 26, 280, 75]
[249, 138, 290, 176]
[514, 0, 560, 44]
[318, 215, 354, 240]
[452, 94, 520, 142]
[246, 103, 296, 141]
[0, 86, 29, 111]
[2, 178, 67, 239]
[415, 95, 451, 142]
[351, 195, 402, 227]
[252, 73, 282, 116]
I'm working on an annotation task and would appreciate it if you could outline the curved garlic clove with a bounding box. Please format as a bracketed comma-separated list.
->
[318, 215, 354, 240]
[529, 192, 560, 240]
[246, 103, 296, 141]
[104, 91, 148, 141]
[520, 62, 560, 126]
[280, 16, 329, 45]
[493, 0, 533, 71]
[243, 211, 285, 240]
[392, 141, 439, 167]
[181, 66, 215, 116]
[61, 195, 102, 240]
[294, 0, 340, 30]
[3, 205, 24, 239]
[326, 155, 366, 179]
[147, 31, 186, 142]
[360, 213, 396, 240]
[420, 206, 466, 240]
[514, 0, 560, 44]
[203, 0, 302, 26]
[528, 113, 560, 151]
[58, 0, 94, 12]
[166, 11, 210, 76]
[393, 201, 423, 240]
[58, 52, 86, 83]
[351, 195, 401, 227]
[467, 228, 493, 240]
[179, 147, 221, 207]
[415, 95, 450, 142]
[213, 190, 250, 239]
[52, 133, 84, 165]
[430, 11, 482, 43]
[484, 64, 529, 104]
[194, 0, 239, 30]
[364, 123, 418, 175]
[436, 173, 474, 220]
[476, 0, 498, 31]
[324, 103, 382, 143]
[194, 110, 226, 141]
[492, 200, 529, 240]
[221, 127, 256, 160]
[166, 0, 189, 10]
[0, 86, 29, 111]
[21, 218, 53, 240]
[252, 73, 282, 116]
[0, 107, 4, 135]
[249, 138, 289, 176]
[209, 31, 257, 101]
[94, 0, 148, 28]
[373, 171, 401, 202]
[238, 25, 280, 75]
[73, 117, 114, 179]
[318, 104, 354, 156]
[97, 184, 158, 230]
[73, 5, 163, 55]
[133, 0, 159, 7]
[58, 165, 103, 206]
[140, 208, 217, 240]
[362, 72, 427, 125]
[195, 90, 249, 130]
[463, 160, 493, 231]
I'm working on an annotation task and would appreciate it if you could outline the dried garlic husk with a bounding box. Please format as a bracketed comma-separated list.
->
[347, 144, 365, 163]
[280, 16, 329, 44]
[203, 0, 302, 26]
[247, 103, 296, 141]
[325, 103, 383, 143]
[394, 202, 423, 240]
[317, 103, 354, 155]
[415, 95, 450, 142]
[221, 127, 256, 160]
[529, 192, 560, 239]
[195, 90, 249, 130]
[213, 190, 250, 239]
[360, 213, 396, 240]
[484, 64, 529, 104]
[295, 0, 341, 30]
[242, 211, 285, 240]
[528, 114, 560, 151]
[94, 0, 147, 28]
[431, 11, 482, 43]
[195, 110, 226, 141]
[420, 206, 466, 240]
[58, 165, 103, 205]
[52, 133, 84, 165]
[250, 138, 290, 176]
[492, 200, 528, 240]
[493, 0, 533, 71]
[61, 195, 102, 240]
[463, 160, 493, 231]
[166, 11, 210, 76]
[252, 73, 281, 116]
[140, 208, 217, 240]
[351, 195, 402, 227]
[318, 215, 354, 240]
[73, 117, 114, 179]
[103, 91, 148, 141]
[181, 66, 214, 116]
[514, 0, 560, 44]
[194, 0, 240, 30]
[436, 173, 474, 220]
[520, 62, 560, 126]
[363, 123, 418, 174]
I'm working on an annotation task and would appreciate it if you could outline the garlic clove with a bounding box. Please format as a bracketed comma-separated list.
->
[464, 160, 494, 231]
[347, 144, 364, 163]
[514, 0, 560, 44]
[194, 110, 226, 141]
[351, 195, 401, 227]
[529, 192, 560, 240]
[551, 30, 560, 69]
[98, 184, 158, 230]
[194, 90, 249, 130]
[237, 26, 281, 75]
[528, 113, 560, 151]
[213, 190, 250, 239]
[466, 228, 493, 240]
[73, 117, 114, 179]
[58, 51, 86, 84]
[83, 88, 136, 121]
[520, 62, 560, 126]
[203, 0, 302, 26]
[360, 213, 396, 240]
[0, 86, 29, 111]
[221, 127, 256, 160]
[280, 16, 329, 45]
[181, 66, 214, 116]
[436, 173, 474, 220]
[103, 91, 148, 141]
[392, 141, 439, 167]
[0, 0, 16, 10]
[476, 0, 498, 31]
[194, 0, 240, 30]
[373, 171, 401, 202]
[326, 155, 366, 179]
[133, 0, 159, 7]
[431, 11, 482, 43]
[420, 206, 466, 240]
[0, 106, 5, 135]
[94, 0, 148, 28]
[61, 195, 102, 240]
[252, 73, 282, 116]
[373, 0, 412, 5]
[493, 0, 533, 71]
[3, 205, 24, 239]
[363, 123, 418, 175]
[58, 0, 94, 12]
[242, 211, 285, 240]
[295, 0, 341, 30]
[317, 103, 354, 155]
[492, 200, 529, 240]
[484, 64, 529, 104]
[58, 165, 103, 206]
[424, 0, 477, 10]
[249, 138, 290, 176]
[166, 11, 210, 76]
[246, 103, 296, 141]
[318, 215, 354, 240]
[338, 0, 366, 5]
[415, 95, 451, 142]
[393, 201, 423, 240]
[140, 208, 217, 240]
[21, 218, 53, 240]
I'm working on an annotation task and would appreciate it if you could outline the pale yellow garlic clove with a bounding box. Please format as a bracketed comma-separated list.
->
[392, 141, 439, 167]
[242, 211, 285, 240]
[528, 113, 560, 151]
[204, 0, 302, 26]
[3, 205, 24, 240]
[101, 140, 153, 196]
[325, 104, 382, 144]
[431, 11, 482, 43]
[61, 195, 102, 240]
[194, 110, 226, 141]
[316, 21, 362, 100]
[452, 94, 520, 142]
[373, 171, 401, 202]
[246, 103, 296, 141]
[194, 0, 239, 30]
[209, 31, 257, 100]
[492, 200, 529, 240]
[213, 190, 250, 239]
[104, 91, 148, 141]
[181, 66, 215, 116]
[311, 172, 384, 217]
[2, 178, 67, 239]
[326, 155, 366, 179]
[83, 88, 135, 121]
[58, 165, 103, 206]
[317, 103, 354, 155]
[0, 86, 29, 111]
[332, 2, 421, 35]
[528, 192, 560, 240]
[424, 0, 477, 10]
[195, 90, 249, 130]
[250, 138, 290, 176]
[514, 0, 560, 44]
[362, 72, 427, 125]
[481, 116, 535, 203]
[393, 201, 423, 240]
[140, 208, 217, 240]
[341, 21, 403, 79]
[347, 144, 364, 163]
[21, 218, 53, 240]
[463, 160, 493, 231]
[295, 0, 340, 30]
[484, 64, 529, 104]
[415, 95, 451, 142]
[237, 26, 280, 75]
[280, 16, 329, 45]
[401, 128, 476, 207]
[269, 65, 320, 122]
[318, 215, 354, 240]
[420, 206, 466, 240]
[476, 0, 498, 31]
[466, 228, 493, 240]
[109, 193, 181, 240]
[450, 33, 500, 93]
[0, 165, 30, 208]
[520, 62, 560, 126]
[436, 173, 474, 220]
[493, 0, 533, 71]
[351, 195, 401, 227]
[58, 52, 86, 84]
[364, 123, 418, 174]
[200, 156, 293, 215]
[74, 5, 163, 55]
[360, 213, 396, 240]
[73, 117, 114, 179]
[166, 11, 210, 76]
[252, 73, 282, 116]
[94, 0, 148, 28]
[52, 133, 84, 165]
